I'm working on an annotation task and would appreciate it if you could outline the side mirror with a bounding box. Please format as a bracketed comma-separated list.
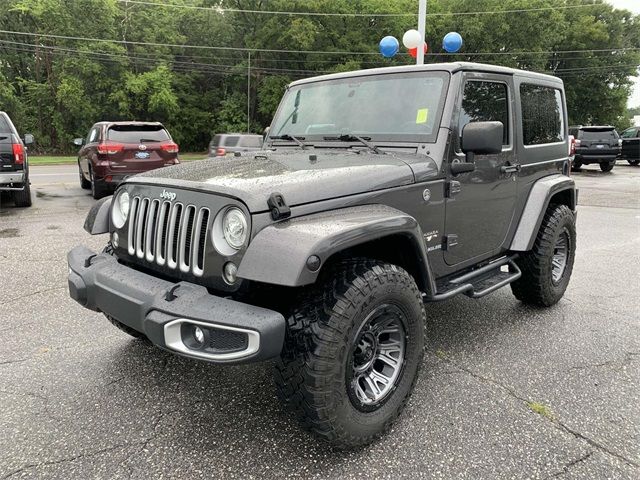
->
[461, 121, 503, 160]
[73, 138, 85, 146]
[23, 134, 34, 145]
[263, 126, 270, 140]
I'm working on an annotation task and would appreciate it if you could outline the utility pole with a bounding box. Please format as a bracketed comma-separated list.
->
[247, 51, 251, 133]
[417, 0, 427, 65]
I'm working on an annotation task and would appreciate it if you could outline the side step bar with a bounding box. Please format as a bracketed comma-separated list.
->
[425, 255, 522, 302]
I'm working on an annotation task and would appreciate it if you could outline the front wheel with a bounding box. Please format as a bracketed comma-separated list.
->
[79, 163, 91, 189]
[511, 204, 576, 307]
[600, 161, 615, 172]
[274, 259, 426, 449]
[627, 159, 640, 166]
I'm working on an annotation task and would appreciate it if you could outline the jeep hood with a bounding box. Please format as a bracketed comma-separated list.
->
[129, 150, 435, 213]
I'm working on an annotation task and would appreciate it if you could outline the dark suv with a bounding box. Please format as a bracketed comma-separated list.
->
[75, 122, 180, 199]
[569, 125, 621, 172]
[68, 63, 576, 449]
[0, 111, 34, 207]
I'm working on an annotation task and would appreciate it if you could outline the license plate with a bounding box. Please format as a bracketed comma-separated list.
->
[595, 144, 605, 149]
[135, 151, 150, 159]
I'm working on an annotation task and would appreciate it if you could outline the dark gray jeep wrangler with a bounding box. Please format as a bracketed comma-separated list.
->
[68, 62, 577, 448]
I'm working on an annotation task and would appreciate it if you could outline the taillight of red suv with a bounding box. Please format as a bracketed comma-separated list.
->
[160, 142, 179, 154]
[97, 142, 125, 155]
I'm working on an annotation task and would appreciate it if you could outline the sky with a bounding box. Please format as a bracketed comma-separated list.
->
[606, 0, 640, 107]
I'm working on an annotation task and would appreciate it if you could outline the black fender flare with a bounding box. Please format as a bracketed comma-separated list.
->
[84, 196, 112, 234]
[237, 205, 436, 295]
[510, 174, 576, 251]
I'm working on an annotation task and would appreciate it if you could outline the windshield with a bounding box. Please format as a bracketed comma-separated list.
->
[270, 71, 449, 143]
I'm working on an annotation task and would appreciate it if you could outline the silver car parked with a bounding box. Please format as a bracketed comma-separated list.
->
[209, 133, 263, 157]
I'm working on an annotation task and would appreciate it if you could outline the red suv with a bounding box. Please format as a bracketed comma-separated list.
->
[75, 122, 180, 199]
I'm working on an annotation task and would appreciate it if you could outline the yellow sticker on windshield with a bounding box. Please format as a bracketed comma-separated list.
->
[416, 108, 429, 124]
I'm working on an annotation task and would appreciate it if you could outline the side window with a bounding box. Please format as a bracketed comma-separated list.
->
[459, 80, 510, 146]
[224, 136, 240, 147]
[621, 128, 636, 138]
[87, 128, 98, 144]
[520, 84, 564, 145]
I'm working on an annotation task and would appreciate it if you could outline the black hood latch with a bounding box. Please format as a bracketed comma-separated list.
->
[267, 192, 291, 221]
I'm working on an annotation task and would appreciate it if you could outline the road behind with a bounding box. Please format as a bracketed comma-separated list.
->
[0, 161, 639, 479]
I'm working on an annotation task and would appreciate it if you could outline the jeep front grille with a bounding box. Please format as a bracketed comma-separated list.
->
[127, 197, 210, 277]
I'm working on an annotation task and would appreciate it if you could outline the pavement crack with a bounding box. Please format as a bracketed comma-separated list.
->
[0, 359, 26, 366]
[569, 352, 640, 372]
[544, 452, 593, 478]
[1, 444, 129, 479]
[437, 355, 640, 469]
[0, 286, 66, 306]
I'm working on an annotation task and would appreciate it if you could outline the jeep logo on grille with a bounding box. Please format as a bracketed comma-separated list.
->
[160, 189, 177, 201]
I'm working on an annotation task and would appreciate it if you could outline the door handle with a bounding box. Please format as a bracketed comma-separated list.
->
[500, 162, 521, 174]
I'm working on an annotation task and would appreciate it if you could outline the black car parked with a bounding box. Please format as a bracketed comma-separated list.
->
[0, 111, 34, 207]
[619, 126, 640, 166]
[569, 125, 621, 172]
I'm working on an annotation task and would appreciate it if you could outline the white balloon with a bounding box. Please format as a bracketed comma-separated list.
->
[402, 29, 422, 49]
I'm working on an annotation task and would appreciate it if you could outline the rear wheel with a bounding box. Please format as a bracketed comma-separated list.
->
[600, 161, 615, 172]
[511, 204, 576, 307]
[627, 159, 640, 166]
[90, 167, 108, 200]
[571, 160, 582, 171]
[79, 163, 91, 189]
[12, 181, 32, 207]
[274, 259, 426, 449]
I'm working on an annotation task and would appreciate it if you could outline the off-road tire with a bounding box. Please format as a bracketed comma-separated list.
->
[511, 204, 576, 307]
[101, 242, 146, 340]
[12, 181, 32, 207]
[90, 167, 108, 200]
[627, 159, 640, 166]
[600, 161, 615, 172]
[274, 259, 426, 449]
[79, 163, 91, 189]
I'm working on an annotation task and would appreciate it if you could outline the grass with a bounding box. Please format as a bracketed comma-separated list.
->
[29, 153, 207, 166]
[527, 401, 554, 419]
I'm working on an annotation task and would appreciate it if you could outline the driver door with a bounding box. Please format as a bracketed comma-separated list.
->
[443, 74, 518, 266]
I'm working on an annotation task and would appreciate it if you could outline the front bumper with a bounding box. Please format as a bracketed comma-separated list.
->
[67, 245, 285, 364]
[0, 171, 26, 190]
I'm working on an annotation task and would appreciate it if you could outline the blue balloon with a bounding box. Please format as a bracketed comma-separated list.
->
[443, 32, 463, 53]
[379, 36, 399, 58]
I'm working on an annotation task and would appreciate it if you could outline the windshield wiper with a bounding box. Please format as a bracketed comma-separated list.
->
[323, 134, 383, 154]
[270, 134, 308, 149]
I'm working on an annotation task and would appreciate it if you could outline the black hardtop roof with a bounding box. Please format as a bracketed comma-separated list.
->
[290, 62, 563, 88]
[95, 121, 165, 128]
[572, 125, 616, 130]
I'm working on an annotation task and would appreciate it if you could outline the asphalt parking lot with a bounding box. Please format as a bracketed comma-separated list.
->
[1, 161, 638, 479]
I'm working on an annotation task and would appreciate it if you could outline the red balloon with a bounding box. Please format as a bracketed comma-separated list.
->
[409, 43, 428, 58]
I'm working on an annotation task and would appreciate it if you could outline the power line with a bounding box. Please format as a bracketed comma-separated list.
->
[2, 29, 639, 58]
[117, 0, 603, 17]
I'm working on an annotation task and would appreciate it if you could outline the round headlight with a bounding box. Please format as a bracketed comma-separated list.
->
[111, 191, 130, 229]
[222, 207, 248, 250]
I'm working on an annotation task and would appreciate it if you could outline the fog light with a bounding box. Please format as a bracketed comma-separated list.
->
[193, 326, 205, 346]
[112, 232, 119, 248]
[223, 262, 238, 284]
